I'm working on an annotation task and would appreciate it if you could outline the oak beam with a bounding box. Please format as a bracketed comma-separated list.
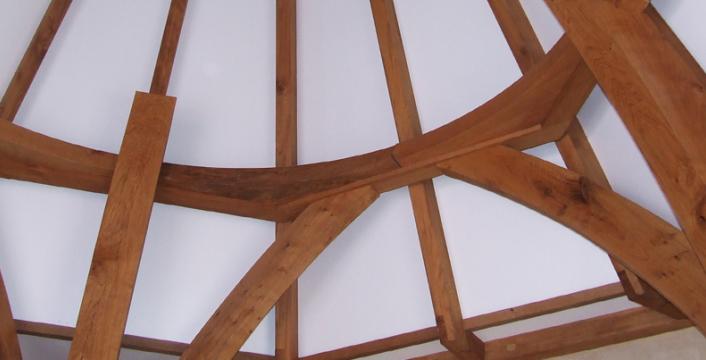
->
[545, 0, 706, 271]
[439, 146, 706, 334]
[274, 0, 299, 359]
[150, 0, 188, 95]
[488, 0, 682, 319]
[370, 1, 483, 358]
[68, 92, 176, 359]
[0, 273, 21, 359]
[182, 186, 379, 360]
[412, 307, 690, 360]
[0, 0, 72, 122]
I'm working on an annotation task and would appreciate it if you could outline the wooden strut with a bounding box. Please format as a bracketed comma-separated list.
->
[68, 0, 187, 358]
[487, 0, 683, 319]
[0, 273, 22, 360]
[370, 0, 484, 358]
[274, 0, 299, 359]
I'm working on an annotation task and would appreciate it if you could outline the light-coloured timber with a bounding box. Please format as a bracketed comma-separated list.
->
[438, 146, 706, 334]
[488, 0, 682, 319]
[303, 282, 624, 360]
[371, 0, 483, 358]
[182, 186, 379, 360]
[0, 35, 593, 222]
[545, 0, 706, 271]
[0, 273, 21, 359]
[411, 307, 690, 360]
[150, 0, 188, 95]
[0, 0, 72, 122]
[274, 0, 299, 359]
[69, 92, 176, 359]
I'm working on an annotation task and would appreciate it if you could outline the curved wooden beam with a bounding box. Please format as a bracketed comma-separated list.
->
[0, 36, 592, 222]
[182, 186, 379, 360]
[438, 146, 706, 334]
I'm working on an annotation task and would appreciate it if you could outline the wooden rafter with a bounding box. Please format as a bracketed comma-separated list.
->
[438, 146, 706, 334]
[411, 307, 689, 360]
[274, 0, 299, 359]
[0, 273, 21, 359]
[0, 0, 72, 122]
[545, 0, 706, 272]
[487, 0, 683, 319]
[0, 35, 592, 222]
[370, 1, 484, 358]
[182, 186, 379, 360]
[68, 91, 176, 359]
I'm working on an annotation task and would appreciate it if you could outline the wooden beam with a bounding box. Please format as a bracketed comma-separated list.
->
[303, 282, 623, 360]
[182, 186, 378, 360]
[0, 0, 72, 122]
[14, 320, 273, 359]
[0, 273, 21, 359]
[488, 0, 682, 319]
[412, 307, 690, 360]
[68, 92, 176, 359]
[150, 0, 188, 95]
[370, 1, 483, 358]
[545, 0, 706, 271]
[274, 0, 298, 359]
[438, 146, 706, 334]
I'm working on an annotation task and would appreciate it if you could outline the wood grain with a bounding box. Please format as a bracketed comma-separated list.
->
[302, 282, 623, 360]
[371, 0, 483, 358]
[182, 186, 378, 360]
[489, 0, 682, 319]
[412, 307, 690, 360]
[274, 1, 298, 359]
[69, 92, 176, 359]
[439, 146, 706, 334]
[546, 0, 706, 271]
[0, 273, 21, 359]
[150, 0, 188, 95]
[0, 0, 72, 122]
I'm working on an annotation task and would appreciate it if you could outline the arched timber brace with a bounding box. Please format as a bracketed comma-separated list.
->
[182, 186, 379, 360]
[545, 0, 706, 271]
[371, 0, 484, 358]
[438, 146, 706, 334]
[487, 0, 683, 319]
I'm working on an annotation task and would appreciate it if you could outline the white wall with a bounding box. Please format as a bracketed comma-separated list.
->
[0, 0, 704, 359]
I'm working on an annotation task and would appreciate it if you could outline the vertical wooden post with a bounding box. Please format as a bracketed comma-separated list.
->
[150, 0, 188, 96]
[370, 1, 484, 358]
[0, 273, 22, 359]
[0, 0, 72, 122]
[275, 0, 299, 359]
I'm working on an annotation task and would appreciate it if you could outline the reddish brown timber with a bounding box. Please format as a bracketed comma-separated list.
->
[546, 0, 706, 271]
[69, 92, 175, 359]
[488, 0, 682, 319]
[13, 320, 273, 359]
[0, 0, 72, 122]
[302, 282, 624, 360]
[150, 0, 188, 95]
[439, 146, 706, 333]
[412, 307, 690, 360]
[0, 273, 21, 359]
[274, 0, 299, 359]
[0, 36, 591, 222]
[182, 186, 379, 360]
[371, 0, 483, 358]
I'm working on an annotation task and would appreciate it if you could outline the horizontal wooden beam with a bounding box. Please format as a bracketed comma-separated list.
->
[14, 320, 273, 359]
[412, 307, 690, 360]
[302, 282, 624, 360]
[439, 146, 706, 334]
[0, 35, 592, 222]
[183, 186, 379, 360]
[0, 0, 72, 122]
[69, 92, 176, 359]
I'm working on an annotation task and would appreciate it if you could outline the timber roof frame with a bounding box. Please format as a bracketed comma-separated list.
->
[0, 0, 704, 359]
